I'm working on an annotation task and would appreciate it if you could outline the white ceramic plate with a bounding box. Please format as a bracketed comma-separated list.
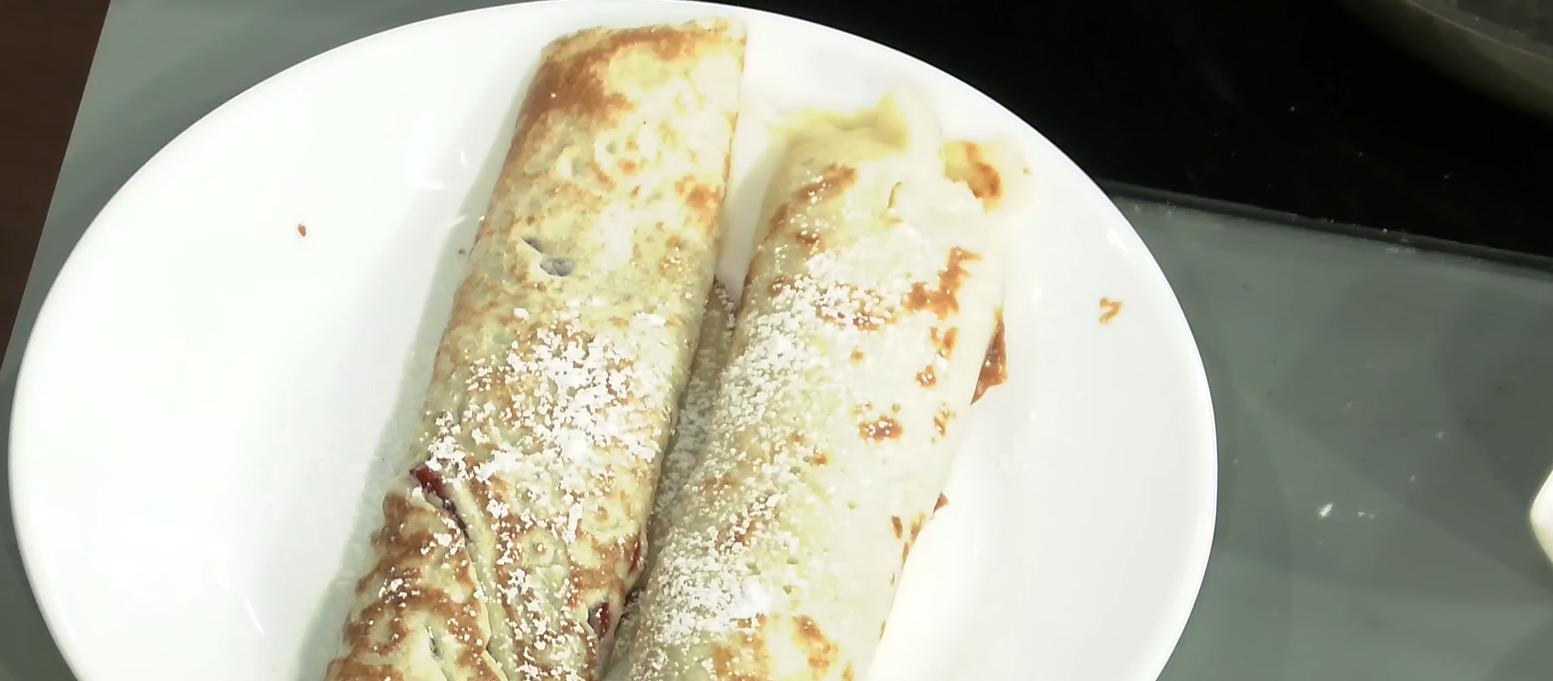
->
[10, 2, 1217, 680]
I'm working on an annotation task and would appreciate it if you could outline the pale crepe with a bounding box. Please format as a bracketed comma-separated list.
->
[605, 90, 1032, 681]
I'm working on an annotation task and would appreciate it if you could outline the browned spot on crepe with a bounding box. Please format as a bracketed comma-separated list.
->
[935, 493, 950, 512]
[903, 247, 980, 320]
[660, 235, 689, 277]
[710, 617, 773, 681]
[851, 349, 866, 364]
[769, 165, 858, 236]
[807, 282, 889, 331]
[720, 495, 778, 550]
[676, 174, 724, 226]
[591, 156, 618, 190]
[510, 50, 624, 158]
[728, 520, 754, 547]
[859, 415, 902, 443]
[933, 404, 956, 438]
[916, 365, 937, 388]
[930, 327, 959, 360]
[891, 515, 904, 539]
[798, 165, 858, 203]
[972, 310, 1007, 404]
[945, 141, 1004, 209]
[794, 615, 838, 674]
[296, 223, 307, 237]
[899, 513, 928, 567]
[795, 229, 822, 249]
[659, 252, 686, 277]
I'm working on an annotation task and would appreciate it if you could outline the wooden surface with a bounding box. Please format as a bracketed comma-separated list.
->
[0, 1, 111, 352]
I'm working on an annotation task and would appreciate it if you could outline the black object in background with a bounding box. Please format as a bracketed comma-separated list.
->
[744, 0, 1553, 260]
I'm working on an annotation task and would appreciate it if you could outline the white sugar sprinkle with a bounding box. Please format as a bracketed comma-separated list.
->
[631, 236, 919, 675]
[411, 311, 678, 678]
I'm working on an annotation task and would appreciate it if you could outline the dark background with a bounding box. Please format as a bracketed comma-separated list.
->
[5, 0, 1552, 350]
[0, 1, 109, 351]
[747, 0, 1553, 255]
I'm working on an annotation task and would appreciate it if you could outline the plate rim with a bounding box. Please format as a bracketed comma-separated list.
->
[9, 1, 1218, 679]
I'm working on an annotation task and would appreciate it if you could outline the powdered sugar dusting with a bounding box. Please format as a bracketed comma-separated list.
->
[653, 284, 738, 529]
[411, 306, 684, 679]
[620, 232, 925, 678]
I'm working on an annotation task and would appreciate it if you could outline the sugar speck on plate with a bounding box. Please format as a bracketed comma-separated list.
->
[1318, 503, 1334, 518]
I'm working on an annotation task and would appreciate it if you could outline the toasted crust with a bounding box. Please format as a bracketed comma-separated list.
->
[325, 481, 507, 681]
[324, 19, 744, 681]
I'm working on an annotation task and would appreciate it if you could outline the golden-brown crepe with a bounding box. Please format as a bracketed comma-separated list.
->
[604, 90, 1029, 681]
[324, 19, 745, 681]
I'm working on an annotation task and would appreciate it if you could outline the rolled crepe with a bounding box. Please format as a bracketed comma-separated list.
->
[610, 280, 738, 660]
[649, 281, 739, 564]
[324, 19, 744, 681]
[604, 92, 1029, 681]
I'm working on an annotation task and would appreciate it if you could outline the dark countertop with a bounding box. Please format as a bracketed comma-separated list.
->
[750, 0, 1553, 256]
[0, 1, 109, 352]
